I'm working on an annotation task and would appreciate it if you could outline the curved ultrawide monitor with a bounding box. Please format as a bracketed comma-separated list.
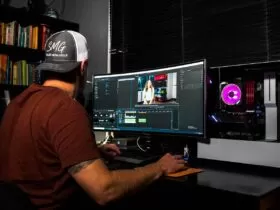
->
[92, 60, 206, 137]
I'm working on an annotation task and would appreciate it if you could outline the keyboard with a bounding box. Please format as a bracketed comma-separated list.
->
[114, 150, 161, 165]
[107, 161, 135, 170]
[114, 156, 144, 164]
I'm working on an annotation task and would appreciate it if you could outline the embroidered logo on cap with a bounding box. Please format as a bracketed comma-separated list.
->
[46, 40, 68, 58]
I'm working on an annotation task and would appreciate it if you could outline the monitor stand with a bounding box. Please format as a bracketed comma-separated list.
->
[113, 134, 163, 155]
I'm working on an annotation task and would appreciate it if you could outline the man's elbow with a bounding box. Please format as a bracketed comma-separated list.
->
[94, 180, 119, 206]
[95, 197, 110, 206]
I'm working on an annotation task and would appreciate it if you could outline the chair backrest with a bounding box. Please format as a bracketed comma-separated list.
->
[0, 182, 36, 210]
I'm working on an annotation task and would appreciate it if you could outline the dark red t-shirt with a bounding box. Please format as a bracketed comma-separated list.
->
[0, 84, 100, 209]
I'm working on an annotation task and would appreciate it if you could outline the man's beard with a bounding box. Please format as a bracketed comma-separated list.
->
[74, 75, 86, 105]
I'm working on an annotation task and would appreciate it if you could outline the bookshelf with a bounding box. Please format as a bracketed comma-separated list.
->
[0, 6, 79, 32]
[0, 44, 44, 60]
[0, 5, 79, 117]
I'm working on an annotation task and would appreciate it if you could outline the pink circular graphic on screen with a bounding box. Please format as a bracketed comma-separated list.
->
[221, 84, 241, 105]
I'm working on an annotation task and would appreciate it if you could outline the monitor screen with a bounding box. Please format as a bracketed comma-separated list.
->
[92, 60, 206, 137]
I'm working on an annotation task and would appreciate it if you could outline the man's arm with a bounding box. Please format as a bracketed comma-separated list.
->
[69, 158, 163, 206]
[69, 153, 184, 205]
[48, 99, 184, 205]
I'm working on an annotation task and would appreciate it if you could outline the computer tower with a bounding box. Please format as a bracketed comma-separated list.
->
[207, 63, 280, 141]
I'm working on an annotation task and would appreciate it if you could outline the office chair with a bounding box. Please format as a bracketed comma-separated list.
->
[0, 182, 36, 210]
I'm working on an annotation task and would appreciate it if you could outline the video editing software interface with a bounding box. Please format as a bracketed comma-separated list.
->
[92, 60, 206, 136]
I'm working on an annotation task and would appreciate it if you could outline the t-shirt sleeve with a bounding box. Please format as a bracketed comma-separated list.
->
[48, 100, 101, 169]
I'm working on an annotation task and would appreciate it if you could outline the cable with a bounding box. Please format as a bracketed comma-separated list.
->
[136, 136, 147, 152]
[98, 132, 114, 146]
[99, 135, 110, 146]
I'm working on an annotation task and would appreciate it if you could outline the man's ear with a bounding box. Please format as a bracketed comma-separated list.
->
[80, 60, 88, 76]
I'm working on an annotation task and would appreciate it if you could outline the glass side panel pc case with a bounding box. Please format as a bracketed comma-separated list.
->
[92, 59, 207, 138]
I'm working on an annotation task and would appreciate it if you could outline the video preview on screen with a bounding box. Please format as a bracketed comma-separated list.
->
[92, 60, 206, 136]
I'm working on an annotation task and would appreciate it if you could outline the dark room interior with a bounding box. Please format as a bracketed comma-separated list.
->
[1, 0, 280, 209]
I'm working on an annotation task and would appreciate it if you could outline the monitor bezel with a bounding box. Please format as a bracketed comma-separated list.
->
[92, 59, 207, 139]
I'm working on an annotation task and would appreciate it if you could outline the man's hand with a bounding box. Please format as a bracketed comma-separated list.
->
[99, 143, 121, 159]
[156, 153, 185, 175]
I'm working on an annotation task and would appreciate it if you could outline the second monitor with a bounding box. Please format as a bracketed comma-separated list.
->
[92, 60, 206, 137]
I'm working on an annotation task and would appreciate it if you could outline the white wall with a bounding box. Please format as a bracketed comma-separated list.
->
[198, 138, 280, 168]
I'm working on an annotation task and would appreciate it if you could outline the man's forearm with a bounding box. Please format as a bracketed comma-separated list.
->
[69, 158, 164, 206]
[105, 162, 163, 202]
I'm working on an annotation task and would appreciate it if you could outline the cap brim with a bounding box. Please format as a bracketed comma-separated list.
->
[35, 61, 81, 73]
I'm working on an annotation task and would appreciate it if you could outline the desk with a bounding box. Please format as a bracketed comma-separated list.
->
[106, 162, 280, 210]
[166, 168, 280, 210]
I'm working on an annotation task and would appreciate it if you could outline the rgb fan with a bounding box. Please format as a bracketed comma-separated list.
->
[221, 84, 242, 105]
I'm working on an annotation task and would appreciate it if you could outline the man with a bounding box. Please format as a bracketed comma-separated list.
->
[0, 30, 185, 209]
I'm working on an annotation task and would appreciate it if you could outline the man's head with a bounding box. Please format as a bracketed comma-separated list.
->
[36, 30, 89, 98]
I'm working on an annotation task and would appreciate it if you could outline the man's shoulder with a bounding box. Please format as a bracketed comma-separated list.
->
[27, 85, 86, 116]
[46, 90, 85, 114]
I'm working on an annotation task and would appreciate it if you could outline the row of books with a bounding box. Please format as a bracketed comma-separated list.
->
[0, 21, 51, 50]
[0, 54, 36, 86]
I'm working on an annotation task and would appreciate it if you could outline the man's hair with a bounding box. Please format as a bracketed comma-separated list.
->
[41, 66, 81, 84]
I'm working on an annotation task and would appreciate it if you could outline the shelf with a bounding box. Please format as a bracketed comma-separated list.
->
[0, 84, 29, 101]
[0, 84, 29, 98]
[0, 5, 79, 31]
[0, 44, 44, 62]
[0, 84, 28, 90]
[209, 60, 280, 71]
[0, 5, 78, 94]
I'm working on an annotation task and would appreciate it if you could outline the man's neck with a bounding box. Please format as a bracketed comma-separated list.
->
[43, 80, 75, 98]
